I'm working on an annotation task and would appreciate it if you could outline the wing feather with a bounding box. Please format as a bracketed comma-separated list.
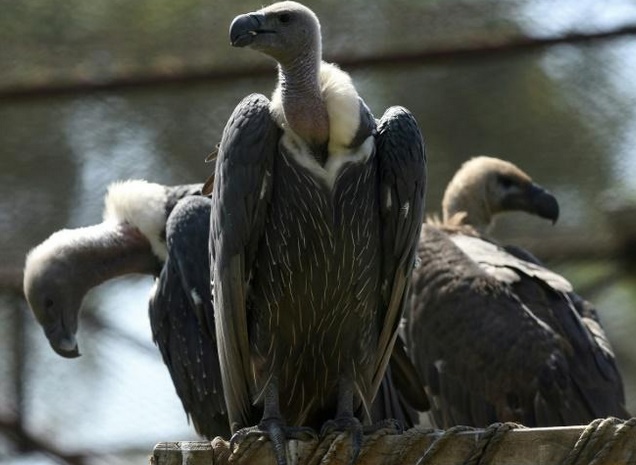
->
[149, 195, 229, 438]
[210, 93, 280, 430]
[371, 106, 427, 400]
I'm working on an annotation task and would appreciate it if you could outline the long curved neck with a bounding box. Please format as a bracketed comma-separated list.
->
[59, 222, 161, 292]
[278, 49, 330, 152]
[442, 190, 493, 235]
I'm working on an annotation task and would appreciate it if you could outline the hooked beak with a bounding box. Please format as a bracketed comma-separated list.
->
[501, 183, 560, 224]
[229, 13, 267, 47]
[45, 325, 81, 358]
[528, 183, 560, 224]
[51, 337, 80, 358]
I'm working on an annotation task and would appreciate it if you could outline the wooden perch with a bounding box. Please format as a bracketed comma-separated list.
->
[151, 418, 636, 465]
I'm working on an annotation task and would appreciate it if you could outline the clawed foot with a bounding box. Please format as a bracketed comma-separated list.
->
[320, 416, 364, 463]
[230, 418, 317, 465]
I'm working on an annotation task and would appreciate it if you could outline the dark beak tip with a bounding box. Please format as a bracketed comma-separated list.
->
[52, 346, 81, 359]
[547, 196, 560, 225]
[541, 204, 559, 225]
[230, 35, 253, 48]
[551, 206, 560, 224]
[49, 337, 81, 358]
[43, 325, 81, 358]
[530, 184, 559, 225]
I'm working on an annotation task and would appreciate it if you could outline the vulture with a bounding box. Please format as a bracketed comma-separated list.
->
[23, 180, 230, 438]
[23, 180, 426, 442]
[406, 156, 629, 428]
[211, 1, 426, 461]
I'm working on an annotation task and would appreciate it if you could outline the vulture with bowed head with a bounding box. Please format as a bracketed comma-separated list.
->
[23, 180, 231, 438]
[406, 156, 629, 428]
[212, 1, 427, 461]
[23, 179, 426, 442]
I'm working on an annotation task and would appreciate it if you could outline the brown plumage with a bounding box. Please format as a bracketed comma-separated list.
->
[406, 156, 629, 428]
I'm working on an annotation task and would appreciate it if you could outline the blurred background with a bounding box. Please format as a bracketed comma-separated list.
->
[2, 0, 636, 463]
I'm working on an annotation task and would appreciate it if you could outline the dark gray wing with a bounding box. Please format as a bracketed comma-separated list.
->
[371, 106, 427, 400]
[454, 231, 628, 420]
[210, 93, 281, 431]
[502, 242, 627, 415]
[408, 225, 573, 427]
[510, 273, 629, 423]
[149, 195, 229, 438]
[408, 224, 628, 427]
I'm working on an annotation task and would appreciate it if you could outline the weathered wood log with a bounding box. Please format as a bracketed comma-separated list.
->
[151, 419, 636, 465]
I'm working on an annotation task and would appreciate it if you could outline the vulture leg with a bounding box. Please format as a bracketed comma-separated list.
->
[231, 380, 316, 465]
[319, 379, 364, 463]
[320, 379, 401, 463]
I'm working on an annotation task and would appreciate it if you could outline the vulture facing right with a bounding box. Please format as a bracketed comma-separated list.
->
[406, 156, 629, 428]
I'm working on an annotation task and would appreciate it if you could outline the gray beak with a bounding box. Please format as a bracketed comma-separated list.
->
[500, 182, 560, 224]
[229, 13, 266, 47]
[529, 183, 560, 224]
[46, 327, 81, 358]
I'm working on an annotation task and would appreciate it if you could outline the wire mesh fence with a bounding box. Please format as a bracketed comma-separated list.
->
[2, 0, 636, 463]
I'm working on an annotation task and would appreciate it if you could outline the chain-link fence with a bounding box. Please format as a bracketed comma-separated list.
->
[2, 0, 636, 463]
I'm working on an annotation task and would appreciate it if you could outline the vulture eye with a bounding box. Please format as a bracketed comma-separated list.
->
[498, 175, 515, 189]
[278, 13, 291, 23]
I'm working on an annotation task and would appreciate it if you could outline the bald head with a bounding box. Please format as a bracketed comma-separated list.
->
[442, 156, 559, 233]
[24, 230, 86, 358]
[229, 1, 332, 154]
[23, 179, 198, 358]
[229, 1, 321, 67]
[23, 222, 159, 358]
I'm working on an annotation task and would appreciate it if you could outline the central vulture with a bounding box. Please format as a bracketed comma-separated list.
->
[406, 156, 629, 428]
[211, 1, 426, 461]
